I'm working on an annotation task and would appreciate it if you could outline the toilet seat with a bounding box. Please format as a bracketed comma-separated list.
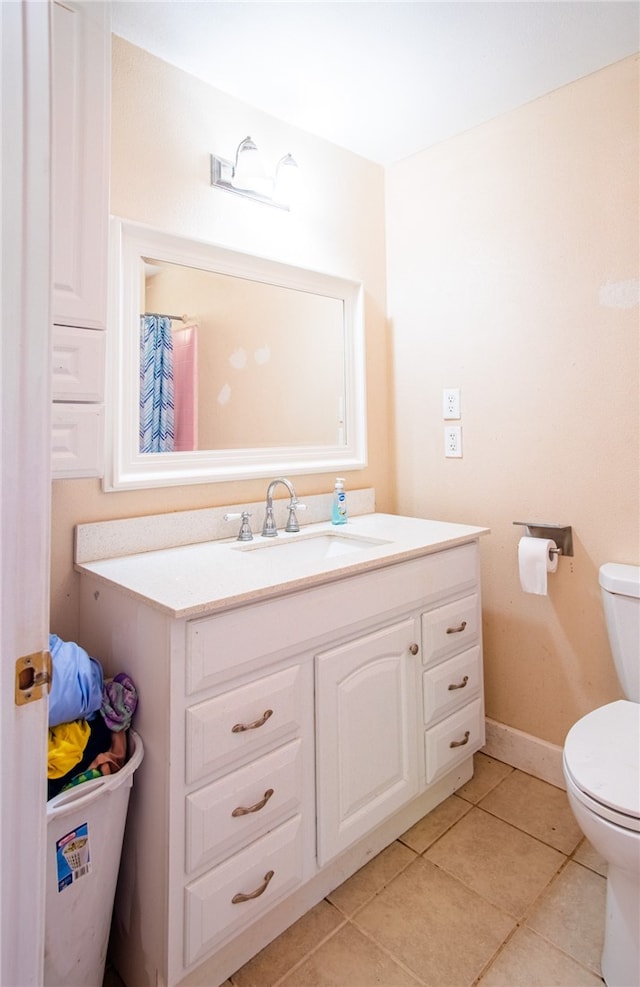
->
[563, 700, 640, 831]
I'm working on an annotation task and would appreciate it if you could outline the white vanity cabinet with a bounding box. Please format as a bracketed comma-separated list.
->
[77, 528, 485, 987]
[51, 0, 110, 477]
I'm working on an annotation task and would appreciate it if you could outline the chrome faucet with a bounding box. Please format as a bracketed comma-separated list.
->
[261, 477, 304, 537]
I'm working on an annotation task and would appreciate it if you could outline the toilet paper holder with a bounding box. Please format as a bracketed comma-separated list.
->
[513, 521, 573, 557]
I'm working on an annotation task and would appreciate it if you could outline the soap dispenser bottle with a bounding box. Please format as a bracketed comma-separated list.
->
[331, 477, 348, 525]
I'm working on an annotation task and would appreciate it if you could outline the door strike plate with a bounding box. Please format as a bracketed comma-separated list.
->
[15, 651, 52, 706]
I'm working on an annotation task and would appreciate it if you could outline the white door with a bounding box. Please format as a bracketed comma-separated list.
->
[0, 2, 51, 984]
[315, 618, 420, 865]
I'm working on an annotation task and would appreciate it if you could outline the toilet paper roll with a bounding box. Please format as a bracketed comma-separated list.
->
[518, 537, 559, 595]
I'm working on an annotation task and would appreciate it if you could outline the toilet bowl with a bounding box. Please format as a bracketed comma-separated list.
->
[564, 701, 640, 987]
[562, 563, 640, 987]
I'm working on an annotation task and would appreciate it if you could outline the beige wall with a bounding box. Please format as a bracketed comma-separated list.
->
[50, 38, 390, 640]
[386, 55, 640, 746]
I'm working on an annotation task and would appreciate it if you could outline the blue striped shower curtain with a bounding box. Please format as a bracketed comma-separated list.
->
[140, 315, 175, 452]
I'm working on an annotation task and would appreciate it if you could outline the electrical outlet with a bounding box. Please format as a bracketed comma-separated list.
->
[443, 387, 461, 420]
[444, 425, 462, 458]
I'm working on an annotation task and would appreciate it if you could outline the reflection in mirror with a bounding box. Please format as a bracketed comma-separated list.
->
[105, 219, 367, 490]
[141, 259, 346, 452]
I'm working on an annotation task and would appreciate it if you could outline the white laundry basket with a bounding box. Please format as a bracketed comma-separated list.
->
[44, 730, 143, 987]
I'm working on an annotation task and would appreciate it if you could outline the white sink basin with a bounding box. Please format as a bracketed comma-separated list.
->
[232, 530, 391, 564]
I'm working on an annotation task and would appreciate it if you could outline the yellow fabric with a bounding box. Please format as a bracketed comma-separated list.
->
[48, 720, 91, 778]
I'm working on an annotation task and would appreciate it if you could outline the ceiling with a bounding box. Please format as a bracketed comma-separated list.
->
[111, 1, 639, 165]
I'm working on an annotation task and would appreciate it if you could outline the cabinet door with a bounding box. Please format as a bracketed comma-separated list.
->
[316, 618, 420, 865]
[51, 0, 109, 330]
[52, 325, 105, 401]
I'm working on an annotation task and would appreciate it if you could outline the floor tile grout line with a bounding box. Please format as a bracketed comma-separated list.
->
[569, 843, 608, 878]
[516, 854, 608, 980]
[417, 854, 526, 925]
[473, 800, 583, 856]
[516, 924, 606, 982]
[260, 912, 350, 987]
[517, 851, 574, 924]
[347, 918, 429, 987]
[414, 805, 572, 926]
[456, 763, 516, 807]
[470, 921, 522, 986]
[326, 846, 421, 922]
[470, 922, 605, 987]
[460, 800, 579, 860]
[397, 798, 472, 856]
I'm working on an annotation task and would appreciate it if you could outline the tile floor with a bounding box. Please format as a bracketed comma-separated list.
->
[105, 753, 608, 987]
[227, 754, 607, 987]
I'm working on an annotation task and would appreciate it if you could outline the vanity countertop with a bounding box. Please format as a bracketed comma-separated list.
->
[76, 513, 489, 619]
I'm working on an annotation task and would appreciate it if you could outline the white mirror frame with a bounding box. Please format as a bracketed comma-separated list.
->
[104, 218, 368, 490]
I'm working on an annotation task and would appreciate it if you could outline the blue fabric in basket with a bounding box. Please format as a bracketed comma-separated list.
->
[48, 634, 104, 727]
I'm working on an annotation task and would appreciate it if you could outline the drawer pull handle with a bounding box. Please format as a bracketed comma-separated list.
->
[232, 788, 275, 817]
[446, 620, 467, 635]
[448, 675, 469, 691]
[449, 730, 470, 749]
[232, 709, 273, 733]
[409, 643, 419, 656]
[231, 869, 275, 904]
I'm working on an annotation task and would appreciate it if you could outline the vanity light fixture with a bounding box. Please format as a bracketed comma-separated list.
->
[210, 136, 299, 210]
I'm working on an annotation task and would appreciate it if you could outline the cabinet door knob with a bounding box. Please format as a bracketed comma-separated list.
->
[446, 620, 467, 635]
[447, 675, 469, 691]
[409, 643, 419, 656]
[231, 869, 275, 904]
[231, 709, 274, 733]
[231, 788, 275, 817]
[449, 730, 470, 749]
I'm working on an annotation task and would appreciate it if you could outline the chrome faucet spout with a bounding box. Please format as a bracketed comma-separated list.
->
[262, 477, 298, 537]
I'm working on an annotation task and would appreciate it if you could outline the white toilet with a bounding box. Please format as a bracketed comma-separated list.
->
[563, 563, 640, 987]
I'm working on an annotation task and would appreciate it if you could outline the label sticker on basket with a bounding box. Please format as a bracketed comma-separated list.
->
[56, 823, 91, 892]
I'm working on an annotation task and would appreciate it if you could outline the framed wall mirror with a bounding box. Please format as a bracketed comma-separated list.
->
[105, 219, 367, 490]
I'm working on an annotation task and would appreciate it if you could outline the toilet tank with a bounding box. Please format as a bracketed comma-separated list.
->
[599, 563, 640, 702]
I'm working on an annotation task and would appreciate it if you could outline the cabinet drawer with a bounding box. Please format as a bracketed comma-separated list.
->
[186, 542, 479, 695]
[51, 403, 104, 478]
[423, 646, 482, 727]
[185, 665, 303, 784]
[184, 814, 303, 965]
[421, 593, 479, 667]
[186, 739, 303, 874]
[52, 325, 105, 401]
[424, 698, 484, 785]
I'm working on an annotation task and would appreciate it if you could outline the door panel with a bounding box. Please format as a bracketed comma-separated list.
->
[0, 3, 51, 983]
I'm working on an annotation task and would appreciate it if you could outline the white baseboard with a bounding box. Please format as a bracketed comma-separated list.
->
[482, 717, 565, 790]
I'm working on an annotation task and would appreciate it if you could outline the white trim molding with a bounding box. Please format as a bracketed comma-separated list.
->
[482, 717, 565, 790]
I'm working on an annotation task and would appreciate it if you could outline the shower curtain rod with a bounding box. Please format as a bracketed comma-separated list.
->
[142, 311, 186, 321]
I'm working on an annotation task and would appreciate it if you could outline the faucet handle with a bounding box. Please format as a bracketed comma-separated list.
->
[285, 502, 306, 533]
[224, 511, 253, 542]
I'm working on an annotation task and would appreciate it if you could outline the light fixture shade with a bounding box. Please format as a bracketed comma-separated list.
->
[272, 153, 299, 207]
[211, 137, 299, 209]
[232, 136, 268, 192]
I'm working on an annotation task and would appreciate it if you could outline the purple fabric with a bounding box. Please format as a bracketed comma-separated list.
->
[101, 673, 138, 732]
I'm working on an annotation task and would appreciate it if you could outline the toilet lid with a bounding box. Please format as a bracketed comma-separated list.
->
[564, 700, 640, 820]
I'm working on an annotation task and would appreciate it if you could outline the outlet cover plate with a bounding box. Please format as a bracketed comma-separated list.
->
[443, 387, 461, 420]
[444, 425, 462, 457]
